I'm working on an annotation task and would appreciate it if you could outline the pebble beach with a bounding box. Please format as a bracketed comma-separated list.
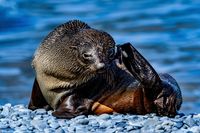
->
[0, 104, 200, 133]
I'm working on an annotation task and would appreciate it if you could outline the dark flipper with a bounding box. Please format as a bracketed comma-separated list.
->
[118, 43, 162, 99]
[52, 94, 93, 119]
[28, 78, 52, 110]
[117, 43, 182, 117]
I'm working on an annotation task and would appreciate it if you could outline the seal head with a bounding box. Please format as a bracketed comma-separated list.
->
[29, 20, 116, 110]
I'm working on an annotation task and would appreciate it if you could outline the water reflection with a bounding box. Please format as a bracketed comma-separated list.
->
[0, 0, 200, 114]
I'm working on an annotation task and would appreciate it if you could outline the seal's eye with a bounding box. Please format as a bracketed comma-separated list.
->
[108, 48, 115, 60]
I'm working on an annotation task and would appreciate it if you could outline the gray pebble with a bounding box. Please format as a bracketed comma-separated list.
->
[9, 120, 22, 128]
[0, 121, 9, 128]
[105, 128, 116, 133]
[75, 119, 89, 125]
[58, 119, 68, 127]
[189, 126, 200, 133]
[115, 121, 127, 128]
[174, 121, 184, 129]
[49, 121, 60, 129]
[99, 120, 113, 128]
[184, 117, 197, 127]
[89, 120, 100, 128]
[55, 127, 65, 133]
[162, 120, 174, 126]
[67, 126, 75, 132]
[98, 114, 111, 120]
[1, 105, 11, 117]
[125, 125, 135, 131]
[31, 119, 48, 131]
[35, 108, 47, 115]
[33, 115, 42, 120]
[44, 128, 55, 133]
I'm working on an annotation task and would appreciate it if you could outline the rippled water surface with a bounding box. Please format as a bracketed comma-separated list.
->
[0, 0, 200, 114]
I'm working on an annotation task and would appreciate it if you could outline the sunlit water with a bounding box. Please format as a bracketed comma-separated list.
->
[0, 0, 200, 114]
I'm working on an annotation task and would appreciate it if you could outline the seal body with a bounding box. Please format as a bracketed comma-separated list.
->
[28, 20, 182, 118]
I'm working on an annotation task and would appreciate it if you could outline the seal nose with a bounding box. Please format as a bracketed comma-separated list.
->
[83, 53, 93, 60]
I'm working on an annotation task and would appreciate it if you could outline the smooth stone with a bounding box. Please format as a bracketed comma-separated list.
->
[115, 121, 127, 128]
[125, 125, 135, 131]
[58, 119, 68, 127]
[184, 117, 197, 127]
[115, 127, 125, 132]
[75, 119, 89, 125]
[143, 118, 161, 128]
[17, 125, 27, 131]
[99, 120, 113, 128]
[1, 106, 11, 117]
[75, 125, 88, 132]
[67, 126, 75, 132]
[182, 124, 190, 129]
[33, 115, 43, 120]
[193, 114, 200, 118]
[98, 114, 111, 120]
[161, 120, 174, 126]
[172, 127, 178, 131]
[4, 103, 12, 107]
[0, 118, 9, 128]
[44, 128, 55, 133]
[49, 121, 60, 129]
[155, 125, 165, 131]
[13, 104, 24, 109]
[31, 119, 48, 131]
[189, 126, 200, 133]
[104, 128, 116, 133]
[171, 129, 191, 133]
[17, 108, 31, 115]
[0, 122, 9, 128]
[89, 120, 99, 127]
[28, 126, 34, 131]
[128, 121, 143, 129]
[55, 127, 65, 133]
[47, 111, 53, 115]
[9, 120, 22, 128]
[35, 109, 47, 115]
[159, 116, 169, 121]
[141, 128, 155, 133]
[22, 115, 31, 120]
[174, 121, 184, 129]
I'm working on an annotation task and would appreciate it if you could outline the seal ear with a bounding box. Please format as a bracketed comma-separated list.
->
[28, 78, 52, 110]
[118, 43, 162, 98]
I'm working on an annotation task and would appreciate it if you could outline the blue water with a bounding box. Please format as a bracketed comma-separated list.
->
[0, 0, 200, 114]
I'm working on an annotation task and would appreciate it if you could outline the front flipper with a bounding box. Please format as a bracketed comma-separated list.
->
[28, 78, 52, 110]
[117, 43, 182, 117]
[52, 94, 93, 119]
[118, 43, 162, 98]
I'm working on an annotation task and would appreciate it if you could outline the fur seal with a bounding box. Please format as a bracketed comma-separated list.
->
[28, 20, 182, 118]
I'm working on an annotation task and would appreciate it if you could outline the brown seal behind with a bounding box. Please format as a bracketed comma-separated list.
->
[28, 20, 182, 118]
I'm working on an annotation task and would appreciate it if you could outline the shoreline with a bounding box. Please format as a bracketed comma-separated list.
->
[0, 104, 200, 133]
